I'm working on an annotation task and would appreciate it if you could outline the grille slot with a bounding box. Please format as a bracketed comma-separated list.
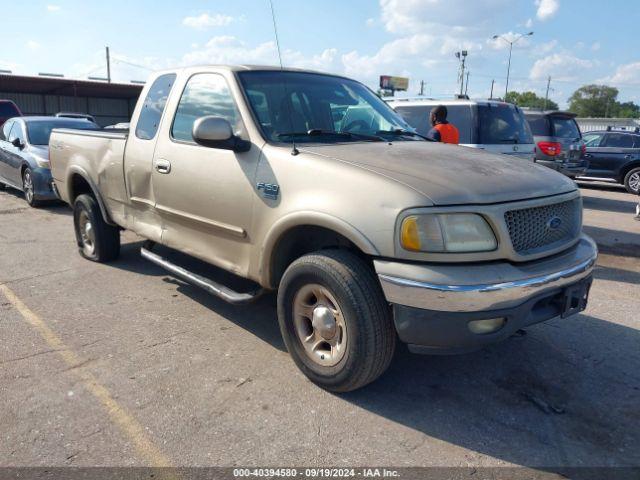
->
[505, 198, 581, 255]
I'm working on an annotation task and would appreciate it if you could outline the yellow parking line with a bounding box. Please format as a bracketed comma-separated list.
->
[0, 283, 172, 467]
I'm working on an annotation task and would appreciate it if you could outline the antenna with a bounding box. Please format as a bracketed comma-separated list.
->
[269, 0, 298, 155]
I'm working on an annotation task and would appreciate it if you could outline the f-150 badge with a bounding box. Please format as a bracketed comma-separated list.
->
[257, 182, 280, 200]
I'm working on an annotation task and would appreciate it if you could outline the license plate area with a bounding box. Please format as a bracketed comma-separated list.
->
[560, 278, 592, 318]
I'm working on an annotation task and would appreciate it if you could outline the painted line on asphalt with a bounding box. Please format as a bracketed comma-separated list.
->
[0, 283, 172, 467]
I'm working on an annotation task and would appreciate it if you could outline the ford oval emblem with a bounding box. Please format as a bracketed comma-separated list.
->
[547, 216, 562, 230]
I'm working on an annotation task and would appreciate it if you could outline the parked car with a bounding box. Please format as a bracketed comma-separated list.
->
[579, 128, 640, 193]
[49, 66, 596, 391]
[0, 116, 100, 206]
[523, 110, 587, 179]
[0, 100, 21, 128]
[55, 112, 97, 123]
[387, 98, 536, 160]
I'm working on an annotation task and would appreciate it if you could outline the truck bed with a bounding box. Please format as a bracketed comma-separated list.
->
[49, 128, 129, 212]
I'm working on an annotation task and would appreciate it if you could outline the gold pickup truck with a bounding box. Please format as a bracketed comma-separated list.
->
[49, 66, 597, 392]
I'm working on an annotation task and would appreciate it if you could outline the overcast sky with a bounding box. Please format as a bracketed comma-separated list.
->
[2, 0, 639, 108]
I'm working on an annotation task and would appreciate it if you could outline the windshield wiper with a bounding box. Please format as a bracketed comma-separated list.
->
[277, 129, 384, 142]
[376, 129, 433, 141]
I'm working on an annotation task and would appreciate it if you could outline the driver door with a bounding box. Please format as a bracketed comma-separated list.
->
[151, 72, 260, 277]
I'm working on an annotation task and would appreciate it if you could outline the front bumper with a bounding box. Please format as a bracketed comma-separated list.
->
[536, 159, 589, 178]
[31, 167, 58, 201]
[376, 235, 597, 354]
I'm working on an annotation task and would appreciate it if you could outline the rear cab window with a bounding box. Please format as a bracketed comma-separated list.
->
[135, 73, 177, 140]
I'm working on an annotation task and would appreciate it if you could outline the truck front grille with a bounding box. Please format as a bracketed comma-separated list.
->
[505, 198, 581, 255]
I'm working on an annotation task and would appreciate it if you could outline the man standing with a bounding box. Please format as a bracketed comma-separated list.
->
[426, 105, 460, 144]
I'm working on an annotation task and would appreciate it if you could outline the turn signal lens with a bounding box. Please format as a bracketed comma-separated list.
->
[400, 216, 422, 251]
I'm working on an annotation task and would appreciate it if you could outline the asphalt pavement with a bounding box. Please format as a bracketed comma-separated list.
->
[1, 182, 638, 471]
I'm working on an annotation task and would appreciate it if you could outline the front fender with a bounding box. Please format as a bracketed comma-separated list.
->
[258, 211, 380, 287]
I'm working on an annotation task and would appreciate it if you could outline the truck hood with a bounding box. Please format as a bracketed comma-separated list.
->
[300, 141, 576, 205]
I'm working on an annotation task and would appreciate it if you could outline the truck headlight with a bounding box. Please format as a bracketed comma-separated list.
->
[400, 214, 497, 253]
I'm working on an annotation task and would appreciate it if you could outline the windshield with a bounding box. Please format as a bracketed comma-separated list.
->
[551, 117, 581, 139]
[0, 102, 19, 117]
[478, 104, 533, 145]
[26, 119, 100, 145]
[238, 71, 416, 143]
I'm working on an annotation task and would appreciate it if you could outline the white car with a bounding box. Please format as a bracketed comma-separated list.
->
[388, 98, 536, 161]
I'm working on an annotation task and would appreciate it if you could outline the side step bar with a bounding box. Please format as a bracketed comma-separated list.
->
[140, 243, 264, 304]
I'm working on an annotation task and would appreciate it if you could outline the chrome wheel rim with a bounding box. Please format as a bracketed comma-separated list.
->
[629, 172, 640, 192]
[78, 210, 96, 255]
[292, 284, 347, 367]
[23, 171, 33, 203]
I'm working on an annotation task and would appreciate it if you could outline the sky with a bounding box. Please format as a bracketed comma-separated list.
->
[1, 0, 639, 108]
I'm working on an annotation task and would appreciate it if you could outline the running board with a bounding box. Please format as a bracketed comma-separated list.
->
[140, 243, 264, 304]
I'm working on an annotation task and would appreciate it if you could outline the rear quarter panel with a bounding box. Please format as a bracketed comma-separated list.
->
[49, 130, 128, 213]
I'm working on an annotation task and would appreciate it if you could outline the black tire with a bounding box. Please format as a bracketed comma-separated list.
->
[277, 249, 395, 392]
[623, 167, 640, 194]
[73, 194, 120, 262]
[22, 168, 41, 207]
[0, 181, 6, 191]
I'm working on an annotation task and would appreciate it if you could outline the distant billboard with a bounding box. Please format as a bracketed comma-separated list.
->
[379, 75, 409, 91]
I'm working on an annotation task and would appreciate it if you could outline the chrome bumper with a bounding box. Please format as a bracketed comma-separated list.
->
[376, 235, 598, 313]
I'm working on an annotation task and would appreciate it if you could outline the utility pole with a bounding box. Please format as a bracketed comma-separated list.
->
[490, 79, 495, 99]
[105, 46, 111, 83]
[544, 76, 551, 111]
[419, 80, 425, 96]
[465, 71, 470, 96]
[492, 32, 534, 99]
[455, 51, 468, 96]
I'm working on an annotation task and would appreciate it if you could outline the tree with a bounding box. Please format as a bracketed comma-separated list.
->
[568, 85, 619, 117]
[505, 91, 558, 110]
[614, 101, 640, 119]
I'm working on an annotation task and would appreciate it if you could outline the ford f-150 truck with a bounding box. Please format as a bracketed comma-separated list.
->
[49, 66, 597, 392]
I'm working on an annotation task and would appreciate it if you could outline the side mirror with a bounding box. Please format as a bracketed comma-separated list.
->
[11, 138, 24, 149]
[192, 116, 249, 152]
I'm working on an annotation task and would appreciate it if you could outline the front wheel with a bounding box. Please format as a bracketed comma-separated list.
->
[22, 168, 40, 207]
[277, 250, 396, 392]
[624, 167, 640, 194]
[73, 194, 120, 262]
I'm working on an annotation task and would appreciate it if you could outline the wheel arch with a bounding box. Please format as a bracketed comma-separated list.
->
[66, 167, 116, 226]
[620, 161, 640, 183]
[261, 212, 380, 289]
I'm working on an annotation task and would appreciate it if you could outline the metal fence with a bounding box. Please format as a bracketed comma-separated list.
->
[576, 117, 640, 133]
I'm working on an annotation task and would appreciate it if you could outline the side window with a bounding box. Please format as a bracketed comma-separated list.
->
[135, 73, 176, 141]
[0, 120, 14, 141]
[444, 105, 472, 144]
[583, 133, 603, 147]
[171, 73, 242, 143]
[603, 133, 634, 148]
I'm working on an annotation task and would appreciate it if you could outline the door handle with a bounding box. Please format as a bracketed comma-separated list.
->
[154, 159, 171, 174]
[624, 154, 632, 159]
[584, 154, 592, 158]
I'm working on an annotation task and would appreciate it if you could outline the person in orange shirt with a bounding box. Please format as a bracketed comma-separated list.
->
[426, 105, 460, 144]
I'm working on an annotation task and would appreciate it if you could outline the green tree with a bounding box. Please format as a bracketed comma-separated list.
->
[567, 85, 619, 117]
[505, 91, 558, 110]
[614, 101, 640, 119]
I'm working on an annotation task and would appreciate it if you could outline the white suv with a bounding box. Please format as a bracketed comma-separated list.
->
[388, 98, 536, 161]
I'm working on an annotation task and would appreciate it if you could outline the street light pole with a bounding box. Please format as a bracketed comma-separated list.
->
[492, 32, 533, 100]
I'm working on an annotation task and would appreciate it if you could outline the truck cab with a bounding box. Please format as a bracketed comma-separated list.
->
[49, 66, 597, 392]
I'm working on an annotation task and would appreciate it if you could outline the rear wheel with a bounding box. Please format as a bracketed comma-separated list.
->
[73, 194, 120, 262]
[277, 250, 395, 392]
[22, 168, 40, 207]
[624, 167, 640, 194]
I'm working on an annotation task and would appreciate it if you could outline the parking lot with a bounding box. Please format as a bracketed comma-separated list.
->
[1, 183, 638, 470]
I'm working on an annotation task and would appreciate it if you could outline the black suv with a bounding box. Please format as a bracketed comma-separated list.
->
[580, 128, 640, 194]
[524, 110, 587, 179]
